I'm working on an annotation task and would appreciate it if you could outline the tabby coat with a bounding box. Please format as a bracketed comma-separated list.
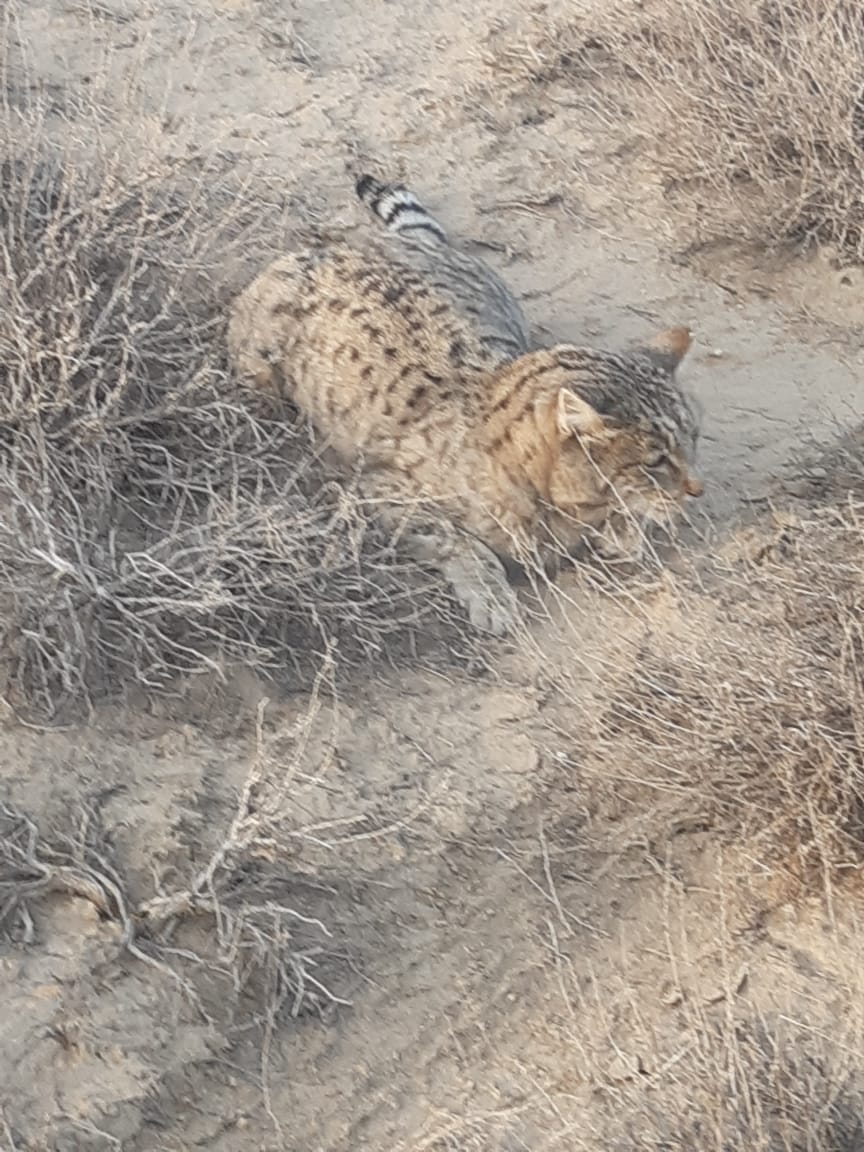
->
[228, 177, 703, 633]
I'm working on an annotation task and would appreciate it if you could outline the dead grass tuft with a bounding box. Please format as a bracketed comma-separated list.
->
[0, 90, 458, 721]
[614, 1013, 864, 1152]
[589, 477, 864, 894]
[518, 0, 864, 259]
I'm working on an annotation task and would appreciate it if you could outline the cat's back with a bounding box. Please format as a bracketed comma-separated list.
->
[227, 240, 497, 461]
[371, 230, 529, 365]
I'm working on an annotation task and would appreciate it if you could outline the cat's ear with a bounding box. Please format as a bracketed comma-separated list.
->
[556, 387, 605, 439]
[640, 326, 692, 371]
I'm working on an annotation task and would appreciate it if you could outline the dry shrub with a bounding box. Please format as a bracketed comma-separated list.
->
[530, 0, 864, 258]
[609, 1013, 864, 1152]
[592, 480, 864, 891]
[0, 677, 350, 1025]
[137, 675, 352, 1023]
[0, 94, 457, 721]
[386, 1008, 864, 1151]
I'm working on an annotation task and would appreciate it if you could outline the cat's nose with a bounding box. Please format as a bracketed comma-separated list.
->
[684, 473, 704, 498]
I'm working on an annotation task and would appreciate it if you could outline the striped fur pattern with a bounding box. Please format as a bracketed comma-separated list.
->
[355, 174, 530, 365]
[227, 179, 703, 634]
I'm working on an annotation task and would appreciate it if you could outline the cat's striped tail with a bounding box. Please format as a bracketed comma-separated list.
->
[355, 174, 448, 244]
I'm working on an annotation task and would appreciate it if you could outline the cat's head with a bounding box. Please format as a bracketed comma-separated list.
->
[542, 327, 703, 551]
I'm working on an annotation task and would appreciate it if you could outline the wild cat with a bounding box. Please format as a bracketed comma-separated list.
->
[227, 176, 703, 634]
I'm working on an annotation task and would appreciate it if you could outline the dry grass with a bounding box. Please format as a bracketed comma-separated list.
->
[386, 979, 864, 1152]
[0, 86, 462, 721]
[482, 0, 864, 899]
[513, 0, 864, 259]
[584, 467, 864, 895]
[606, 1012, 864, 1152]
[5, 4, 864, 1146]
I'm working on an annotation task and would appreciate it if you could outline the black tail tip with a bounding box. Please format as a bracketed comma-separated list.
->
[355, 173, 377, 200]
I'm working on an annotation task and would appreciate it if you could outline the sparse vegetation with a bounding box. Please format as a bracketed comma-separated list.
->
[3, 0, 864, 1148]
[587, 464, 864, 894]
[519, 0, 864, 259]
[0, 95, 459, 722]
[488, 0, 864, 887]
[0, 683, 347, 1025]
[610, 1012, 864, 1152]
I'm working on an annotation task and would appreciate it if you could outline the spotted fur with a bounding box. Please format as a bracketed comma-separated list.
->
[227, 181, 703, 634]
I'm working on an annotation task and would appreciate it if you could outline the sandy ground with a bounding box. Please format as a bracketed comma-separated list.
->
[2, 1, 864, 1149]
